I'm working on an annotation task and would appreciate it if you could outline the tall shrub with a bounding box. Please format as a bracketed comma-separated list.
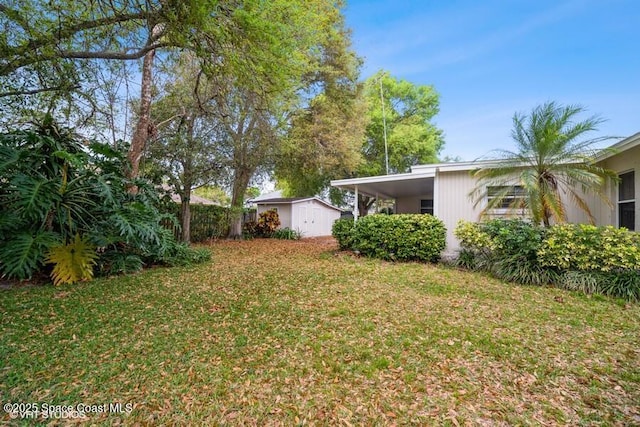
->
[455, 220, 640, 300]
[351, 214, 445, 262]
[537, 224, 640, 301]
[163, 204, 230, 242]
[243, 210, 281, 238]
[0, 118, 210, 284]
[454, 219, 552, 285]
[332, 218, 355, 250]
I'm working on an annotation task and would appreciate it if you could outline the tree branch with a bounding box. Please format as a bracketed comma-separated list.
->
[58, 42, 170, 60]
[0, 4, 30, 31]
[0, 9, 163, 75]
[0, 84, 82, 98]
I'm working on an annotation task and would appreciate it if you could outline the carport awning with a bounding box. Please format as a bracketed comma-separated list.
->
[330, 171, 435, 199]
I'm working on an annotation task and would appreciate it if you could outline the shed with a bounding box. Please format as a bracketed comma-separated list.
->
[256, 197, 343, 237]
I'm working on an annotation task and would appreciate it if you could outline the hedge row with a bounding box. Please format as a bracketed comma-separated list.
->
[332, 214, 446, 262]
[538, 224, 640, 272]
[455, 219, 640, 301]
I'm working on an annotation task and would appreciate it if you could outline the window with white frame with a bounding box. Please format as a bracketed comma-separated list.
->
[618, 171, 635, 231]
[487, 185, 526, 209]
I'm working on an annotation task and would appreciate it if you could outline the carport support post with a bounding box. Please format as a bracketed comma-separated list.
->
[354, 185, 359, 223]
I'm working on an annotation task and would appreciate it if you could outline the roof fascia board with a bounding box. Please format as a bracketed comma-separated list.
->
[331, 171, 434, 187]
[594, 132, 640, 162]
[257, 197, 343, 212]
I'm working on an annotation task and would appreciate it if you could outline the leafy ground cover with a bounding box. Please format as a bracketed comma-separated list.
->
[1, 238, 639, 425]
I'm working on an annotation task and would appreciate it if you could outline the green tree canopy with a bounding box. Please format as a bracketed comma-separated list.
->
[274, 7, 365, 198]
[347, 71, 444, 214]
[360, 70, 444, 177]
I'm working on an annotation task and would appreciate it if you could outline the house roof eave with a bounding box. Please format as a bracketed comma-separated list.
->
[594, 132, 640, 163]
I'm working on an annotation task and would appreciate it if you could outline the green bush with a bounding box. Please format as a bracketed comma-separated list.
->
[455, 219, 640, 300]
[273, 227, 301, 240]
[243, 210, 281, 238]
[189, 204, 228, 241]
[167, 204, 229, 242]
[558, 270, 601, 295]
[454, 249, 478, 270]
[599, 270, 640, 301]
[454, 220, 496, 254]
[454, 219, 551, 285]
[537, 224, 640, 272]
[350, 214, 445, 262]
[332, 218, 355, 250]
[557, 270, 640, 301]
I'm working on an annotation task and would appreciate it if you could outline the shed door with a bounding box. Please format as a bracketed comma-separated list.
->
[311, 207, 322, 236]
[297, 206, 309, 235]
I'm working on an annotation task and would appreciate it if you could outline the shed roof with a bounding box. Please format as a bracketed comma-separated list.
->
[256, 197, 343, 212]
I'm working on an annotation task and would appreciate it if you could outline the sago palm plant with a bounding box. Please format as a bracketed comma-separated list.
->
[471, 101, 617, 226]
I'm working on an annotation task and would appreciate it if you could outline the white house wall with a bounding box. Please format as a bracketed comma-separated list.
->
[436, 170, 485, 253]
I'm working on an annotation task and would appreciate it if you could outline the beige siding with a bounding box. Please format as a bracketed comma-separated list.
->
[562, 181, 612, 226]
[436, 170, 485, 253]
[396, 195, 431, 214]
[594, 144, 640, 229]
[565, 145, 640, 228]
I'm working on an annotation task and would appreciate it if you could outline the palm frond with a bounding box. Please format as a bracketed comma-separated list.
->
[471, 101, 616, 226]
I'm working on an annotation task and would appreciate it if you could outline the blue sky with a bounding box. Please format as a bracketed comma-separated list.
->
[343, 0, 640, 161]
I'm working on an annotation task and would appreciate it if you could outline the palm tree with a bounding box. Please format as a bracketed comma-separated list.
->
[471, 101, 617, 227]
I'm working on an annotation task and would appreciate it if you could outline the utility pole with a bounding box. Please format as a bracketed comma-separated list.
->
[379, 73, 389, 175]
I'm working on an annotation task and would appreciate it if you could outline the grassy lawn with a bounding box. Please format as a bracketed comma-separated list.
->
[1, 238, 639, 425]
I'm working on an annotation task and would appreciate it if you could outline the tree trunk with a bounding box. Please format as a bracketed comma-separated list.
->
[128, 25, 162, 179]
[228, 169, 251, 239]
[179, 119, 196, 243]
[358, 195, 375, 217]
[180, 186, 191, 243]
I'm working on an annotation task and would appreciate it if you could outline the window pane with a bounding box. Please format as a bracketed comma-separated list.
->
[513, 186, 526, 197]
[487, 185, 524, 209]
[619, 202, 635, 231]
[420, 199, 433, 215]
[487, 186, 501, 197]
[619, 171, 635, 201]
